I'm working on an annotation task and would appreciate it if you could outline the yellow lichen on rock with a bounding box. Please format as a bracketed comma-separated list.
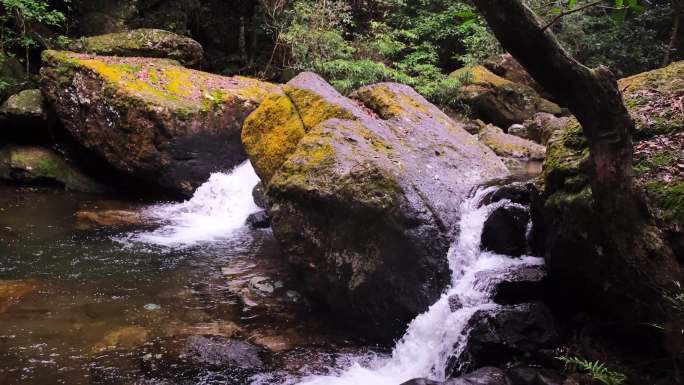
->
[285, 86, 355, 130]
[242, 94, 306, 183]
[451, 65, 513, 87]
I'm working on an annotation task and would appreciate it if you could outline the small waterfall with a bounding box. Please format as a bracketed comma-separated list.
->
[126, 161, 261, 248]
[293, 187, 544, 385]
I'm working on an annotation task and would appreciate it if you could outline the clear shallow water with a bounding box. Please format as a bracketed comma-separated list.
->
[0, 164, 360, 385]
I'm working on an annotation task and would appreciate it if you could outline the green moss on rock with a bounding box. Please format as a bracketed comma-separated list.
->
[0, 146, 103, 192]
[70, 28, 204, 68]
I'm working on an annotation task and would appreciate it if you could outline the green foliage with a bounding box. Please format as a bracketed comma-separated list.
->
[273, 0, 484, 109]
[558, 356, 627, 385]
[529, 0, 679, 76]
[0, 0, 73, 73]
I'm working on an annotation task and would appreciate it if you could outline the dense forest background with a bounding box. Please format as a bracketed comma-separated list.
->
[1, 0, 681, 111]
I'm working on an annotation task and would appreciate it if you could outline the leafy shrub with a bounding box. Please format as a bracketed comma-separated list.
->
[558, 356, 627, 385]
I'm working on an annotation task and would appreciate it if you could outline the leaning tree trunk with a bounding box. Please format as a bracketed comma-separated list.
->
[471, 0, 681, 323]
[663, 0, 682, 67]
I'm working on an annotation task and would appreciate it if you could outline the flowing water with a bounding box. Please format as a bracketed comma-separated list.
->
[291, 188, 543, 385]
[0, 160, 542, 385]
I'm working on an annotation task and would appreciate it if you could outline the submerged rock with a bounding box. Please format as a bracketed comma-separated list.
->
[0, 279, 39, 313]
[40, 50, 279, 197]
[243, 72, 508, 340]
[451, 66, 561, 128]
[478, 125, 546, 161]
[75, 209, 147, 229]
[481, 205, 529, 257]
[180, 336, 264, 369]
[69, 28, 204, 68]
[0, 145, 104, 192]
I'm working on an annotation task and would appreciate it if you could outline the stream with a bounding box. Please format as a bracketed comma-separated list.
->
[0, 161, 542, 385]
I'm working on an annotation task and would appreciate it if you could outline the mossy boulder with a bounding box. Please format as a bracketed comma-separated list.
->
[69, 29, 204, 68]
[618, 60, 684, 139]
[451, 65, 561, 128]
[244, 72, 508, 340]
[0, 89, 52, 143]
[0, 51, 27, 103]
[0, 145, 104, 192]
[512, 112, 573, 145]
[478, 124, 546, 160]
[40, 50, 279, 197]
[536, 61, 684, 315]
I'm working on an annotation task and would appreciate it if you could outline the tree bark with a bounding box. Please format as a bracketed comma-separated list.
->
[472, 0, 681, 322]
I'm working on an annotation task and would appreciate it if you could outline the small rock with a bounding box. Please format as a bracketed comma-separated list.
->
[448, 295, 463, 312]
[246, 211, 270, 229]
[144, 303, 161, 311]
[252, 183, 268, 208]
[249, 276, 275, 295]
[481, 205, 529, 257]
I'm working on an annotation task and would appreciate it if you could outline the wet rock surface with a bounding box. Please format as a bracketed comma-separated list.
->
[507, 365, 564, 385]
[403, 367, 512, 385]
[40, 50, 279, 197]
[244, 72, 509, 340]
[458, 303, 558, 371]
[481, 205, 529, 257]
[246, 210, 270, 229]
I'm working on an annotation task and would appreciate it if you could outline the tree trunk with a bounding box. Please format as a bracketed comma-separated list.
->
[471, 0, 681, 322]
[663, 0, 682, 67]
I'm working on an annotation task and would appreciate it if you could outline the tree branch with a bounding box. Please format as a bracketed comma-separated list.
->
[541, 0, 604, 31]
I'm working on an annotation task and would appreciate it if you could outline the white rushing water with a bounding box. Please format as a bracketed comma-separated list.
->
[127, 161, 261, 248]
[293, 186, 544, 385]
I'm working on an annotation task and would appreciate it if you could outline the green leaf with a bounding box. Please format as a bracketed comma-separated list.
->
[568, 0, 577, 9]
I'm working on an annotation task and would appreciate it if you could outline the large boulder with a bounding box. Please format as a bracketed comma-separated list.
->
[40, 50, 279, 197]
[0, 145, 104, 192]
[483, 53, 551, 100]
[537, 61, 684, 318]
[242, 72, 509, 340]
[478, 125, 546, 161]
[69, 29, 204, 68]
[451, 66, 561, 128]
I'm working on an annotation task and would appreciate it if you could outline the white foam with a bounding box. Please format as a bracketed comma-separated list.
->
[292, 187, 544, 385]
[128, 161, 261, 248]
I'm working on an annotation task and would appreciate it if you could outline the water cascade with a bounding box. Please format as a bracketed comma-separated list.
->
[294, 186, 543, 385]
[126, 161, 261, 248]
